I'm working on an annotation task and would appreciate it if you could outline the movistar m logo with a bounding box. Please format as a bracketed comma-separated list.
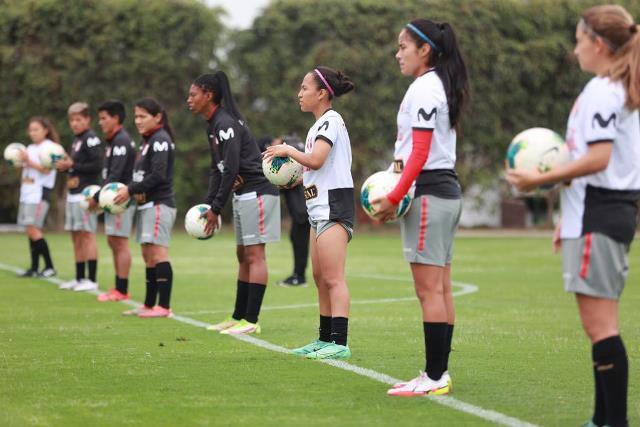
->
[218, 128, 235, 141]
[317, 121, 329, 132]
[87, 136, 101, 147]
[592, 113, 616, 129]
[153, 141, 169, 152]
[417, 108, 437, 122]
[112, 146, 127, 156]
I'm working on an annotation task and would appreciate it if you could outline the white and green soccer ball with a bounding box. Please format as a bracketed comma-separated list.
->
[38, 142, 66, 168]
[262, 156, 303, 187]
[184, 204, 220, 240]
[79, 185, 103, 213]
[506, 127, 570, 192]
[360, 170, 412, 222]
[99, 182, 129, 214]
[4, 142, 26, 167]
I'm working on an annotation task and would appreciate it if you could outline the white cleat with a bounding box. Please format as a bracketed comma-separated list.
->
[72, 279, 98, 292]
[58, 279, 78, 290]
[387, 371, 451, 397]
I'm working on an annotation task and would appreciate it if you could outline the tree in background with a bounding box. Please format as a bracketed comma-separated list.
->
[0, 0, 224, 225]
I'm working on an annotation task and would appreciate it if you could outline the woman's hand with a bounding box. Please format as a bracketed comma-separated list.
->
[202, 209, 220, 235]
[113, 186, 130, 205]
[263, 144, 293, 163]
[506, 168, 542, 193]
[55, 156, 73, 172]
[370, 196, 397, 223]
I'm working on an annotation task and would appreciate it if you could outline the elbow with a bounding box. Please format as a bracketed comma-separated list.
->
[307, 160, 323, 170]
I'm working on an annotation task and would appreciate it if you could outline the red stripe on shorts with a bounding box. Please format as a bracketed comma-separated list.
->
[579, 232, 593, 279]
[35, 202, 42, 222]
[417, 197, 428, 252]
[258, 195, 265, 235]
[82, 210, 89, 225]
[154, 204, 161, 239]
[115, 213, 122, 231]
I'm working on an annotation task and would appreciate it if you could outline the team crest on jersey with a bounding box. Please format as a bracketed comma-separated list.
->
[317, 121, 329, 132]
[112, 146, 127, 156]
[132, 170, 145, 182]
[217, 160, 225, 173]
[218, 128, 235, 141]
[592, 113, 616, 129]
[153, 141, 169, 152]
[87, 136, 101, 147]
[417, 107, 437, 122]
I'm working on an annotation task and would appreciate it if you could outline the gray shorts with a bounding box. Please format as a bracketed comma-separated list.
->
[17, 201, 49, 228]
[65, 201, 98, 232]
[105, 204, 136, 237]
[309, 218, 353, 242]
[562, 232, 629, 300]
[233, 193, 281, 246]
[136, 204, 176, 247]
[400, 195, 462, 266]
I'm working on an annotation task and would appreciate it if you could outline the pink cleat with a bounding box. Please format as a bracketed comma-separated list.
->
[122, 305, 153, 316]
[138, 306, 173, 318]
[97, 289, 130, 302]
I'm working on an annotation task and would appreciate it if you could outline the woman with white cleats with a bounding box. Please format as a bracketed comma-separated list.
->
[264, 66, 355, 360]
[374, 19, 469, 396]
[508, 5, 640, 426]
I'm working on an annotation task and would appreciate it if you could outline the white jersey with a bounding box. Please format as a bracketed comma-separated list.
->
[20, 140, 57, 204]
[560, 76, 640, 243]
[394, 69, 456, 170]
[303, 109, 355, 226]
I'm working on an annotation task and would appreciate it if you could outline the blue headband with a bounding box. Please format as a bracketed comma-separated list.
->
[406, 23, 439, 52]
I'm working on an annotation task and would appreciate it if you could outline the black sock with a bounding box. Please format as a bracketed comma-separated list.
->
[319, 315, 332, 342]
[245, 283, 266, 324]
[593, 336, 628, 427]
[115, 276, 129, 294]
[156, 262, 173, 309]
[330, 317, 349, 346]
[36, 238, 54, 269]
[232, 280, 250, 321]
[424, 322, 448, 381]
[444, 324, 455, 372]
[87, 259, 97, 282]
[144, 267, 158, 308]
[29, 239, 38, 271]
[592, 361, 607, 427]
[76, 261, 85, 282]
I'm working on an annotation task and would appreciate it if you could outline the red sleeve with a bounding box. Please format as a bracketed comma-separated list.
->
[386, 129, 432, 205]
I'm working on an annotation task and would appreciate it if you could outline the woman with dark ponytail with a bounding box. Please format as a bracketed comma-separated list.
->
[115, 97, 177, 318]
[374, 19, 469, 396]
[264, 66, 355, 359]
[509, 5, 640, 425]
[187, 71, 280, 335]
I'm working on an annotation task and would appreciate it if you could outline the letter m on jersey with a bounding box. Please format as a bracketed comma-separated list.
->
[153, 141, 169, 152]
[218, 128, 235, 141]
[417, 108, 437, 123]
[112, 146, 127, 156]
[592, 113, 616, 129]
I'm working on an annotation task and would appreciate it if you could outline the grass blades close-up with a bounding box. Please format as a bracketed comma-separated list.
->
[1, 230, 638, 426]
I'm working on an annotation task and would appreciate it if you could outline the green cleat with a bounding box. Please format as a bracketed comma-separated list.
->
[305, 342, 351, 360]
[291, 340, 331, 356]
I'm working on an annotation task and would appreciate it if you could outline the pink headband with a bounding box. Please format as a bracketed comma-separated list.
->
[314, 69, 335, 97]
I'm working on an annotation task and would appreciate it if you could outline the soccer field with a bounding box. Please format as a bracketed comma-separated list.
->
[1, 231, 638, 426]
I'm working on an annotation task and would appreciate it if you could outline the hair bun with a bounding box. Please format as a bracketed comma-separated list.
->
[631, 24, 638, 34]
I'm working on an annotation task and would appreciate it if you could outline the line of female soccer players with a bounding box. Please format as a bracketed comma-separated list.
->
[12, 5, 638, 423]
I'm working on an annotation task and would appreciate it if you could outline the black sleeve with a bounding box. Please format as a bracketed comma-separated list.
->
[129, 142, 169, 195]
[210, 122, 241, 214]
[204, 154, 222, 207]
[72, 139, 103, 174]
[105, 144, 128, 185]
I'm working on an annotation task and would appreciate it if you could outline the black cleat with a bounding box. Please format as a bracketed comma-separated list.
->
[277, 274, 307, 288]
[19, 269, 40, 278]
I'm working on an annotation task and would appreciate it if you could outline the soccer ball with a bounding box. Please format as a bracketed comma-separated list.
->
[79, 185, 102, 213]
[185, 204, 221, 240]
[99, 182, 129, 214]
[360, 171, 412, 222]
[262, 156, 303, 187]
[39, 142, 66, 168]
[4, 142, 26, 167]
[506, 127, 570, 192]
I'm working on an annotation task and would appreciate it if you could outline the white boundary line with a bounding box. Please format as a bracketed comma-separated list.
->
[0, 263, 538, 427]
[179, 279, 478, 316]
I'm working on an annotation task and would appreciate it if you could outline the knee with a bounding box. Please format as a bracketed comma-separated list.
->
[243, 251, 264, 266]
[323, 277, 344, 290]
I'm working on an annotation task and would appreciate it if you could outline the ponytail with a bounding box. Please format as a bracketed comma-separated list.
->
[311, 66, 355, 99]
[193, 71, 245, 121]
[135, 97, 175, 141]
[405, 19, 470, 130]
[582, 5, 640, 109]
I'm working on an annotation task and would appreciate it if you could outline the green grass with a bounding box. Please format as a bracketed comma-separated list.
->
[1, 230, 639, 426]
